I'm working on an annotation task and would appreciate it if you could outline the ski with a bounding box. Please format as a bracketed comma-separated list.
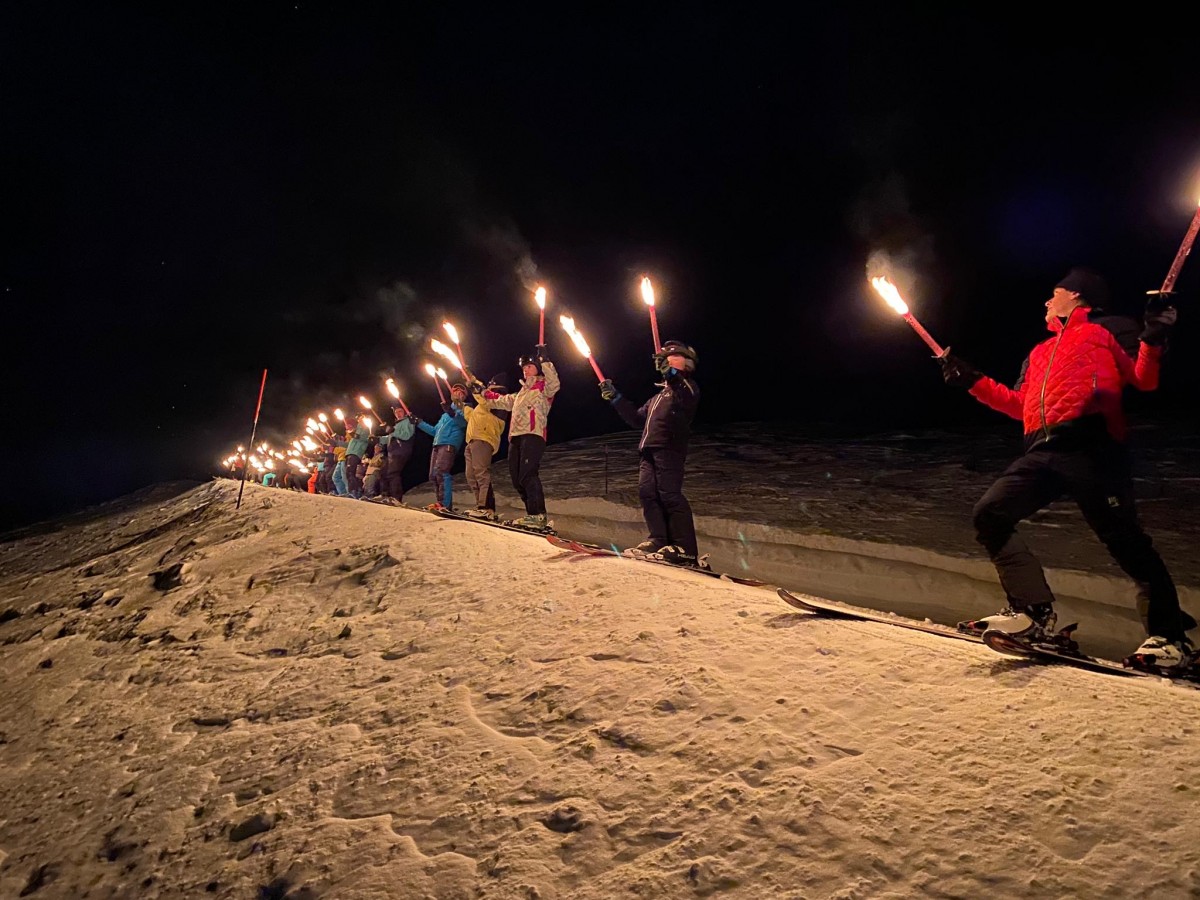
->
[546, 535, 769, 586]
[777, 588, 983, 643]
[428, 506, 558, 536]
[983, 628, 1200, 684]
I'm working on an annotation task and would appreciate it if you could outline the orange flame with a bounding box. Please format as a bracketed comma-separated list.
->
[430, 339, 463, 371]
[870, 276, 909, 316]
[535, 286, 547, 309]
[640, 276, 656, 307]
[560, 315, 592, 358]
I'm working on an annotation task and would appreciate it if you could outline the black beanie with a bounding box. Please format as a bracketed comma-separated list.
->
[1055, 267, 1109, 308]
[487, 372, 509, 389]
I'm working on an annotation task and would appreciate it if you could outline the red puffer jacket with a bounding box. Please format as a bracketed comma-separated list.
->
[969, 306, 1161, 449]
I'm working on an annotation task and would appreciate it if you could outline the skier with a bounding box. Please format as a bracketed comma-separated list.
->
[461, 373, 509, 520]
[598, 340, 703, 567]
[484, 348, 560, 529]
[379, 404, 417, 504]
[344, 415, 371, 499]
[416, 383, 468, 511]
[942, 267, 1194, 667]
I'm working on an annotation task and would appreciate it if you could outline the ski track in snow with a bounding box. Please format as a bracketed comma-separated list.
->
[1, 426, 1199, 898]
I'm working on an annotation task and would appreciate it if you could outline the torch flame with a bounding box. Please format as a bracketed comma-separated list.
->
[443, 322, 460, 345]
[870, 276, 910, 316]
[535, 286, 547, 310]
[358, 395, 373, 410]
[424, 363, 437, 377]
[436, 367, 448, 380]
[386, 379, 400, 399]
[363, 416, 373, 429]
[430, 338, 463, 371]
[560, 315, 592, 358]
[640, 276, 656, 307]
[306, 418, 318, 430]
[334, 408, 344, 420]
[317, 412, 328, 423]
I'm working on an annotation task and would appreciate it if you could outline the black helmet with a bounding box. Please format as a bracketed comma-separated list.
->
[487, 372, 510, 394]
[517, 354, 542, 371]
[658, 340, 698, 369]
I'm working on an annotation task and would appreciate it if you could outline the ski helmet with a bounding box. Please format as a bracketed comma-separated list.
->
[659, 340, 698, 370]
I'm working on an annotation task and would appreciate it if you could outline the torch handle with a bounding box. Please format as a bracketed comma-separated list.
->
[539, 311, 545, 346]
[1161, 206, 1200, 295]
[649, 307, 661, 353]
[588, 357, 606, 383]
[903, 313, 946, 357]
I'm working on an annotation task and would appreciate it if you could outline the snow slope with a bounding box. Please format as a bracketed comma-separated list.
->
[2, 467, 1199, 899]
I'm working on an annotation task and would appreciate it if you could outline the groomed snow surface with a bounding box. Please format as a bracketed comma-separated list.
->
[2, 425, 1199, 899]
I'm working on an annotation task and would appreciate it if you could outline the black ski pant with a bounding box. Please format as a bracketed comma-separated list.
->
[973, 441, 1191, 641]
[345, 454, 363, 495]
[508, 434, 546, 515]
[383, 441, 413, 500]
[317, 469, 333, 494]
[638, 447, 697, 556]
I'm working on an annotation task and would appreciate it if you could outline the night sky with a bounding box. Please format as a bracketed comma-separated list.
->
[6, 5, 1200, 529]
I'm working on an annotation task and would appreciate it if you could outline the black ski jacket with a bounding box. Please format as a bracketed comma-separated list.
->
[611, 371, 699, 453]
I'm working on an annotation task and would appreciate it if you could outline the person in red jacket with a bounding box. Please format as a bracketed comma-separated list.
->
[942, 267, 1193, 668]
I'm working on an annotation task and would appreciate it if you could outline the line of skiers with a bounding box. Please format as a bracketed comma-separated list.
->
[239, 339, 706, 568]
[242, 268, 1192, 669]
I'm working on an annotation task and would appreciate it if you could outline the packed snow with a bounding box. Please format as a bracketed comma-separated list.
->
[1, 424, 1199, 899]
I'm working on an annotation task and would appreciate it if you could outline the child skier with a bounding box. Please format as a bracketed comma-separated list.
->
[598, 340, 703, 567]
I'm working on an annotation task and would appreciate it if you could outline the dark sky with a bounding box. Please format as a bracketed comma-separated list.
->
[5, 4, 1200, 529]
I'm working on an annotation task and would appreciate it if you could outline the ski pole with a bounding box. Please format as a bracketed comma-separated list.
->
[236, 368, 268, 510]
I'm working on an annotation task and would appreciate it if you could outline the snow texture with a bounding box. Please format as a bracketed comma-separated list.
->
[1, 424, 1199, 899]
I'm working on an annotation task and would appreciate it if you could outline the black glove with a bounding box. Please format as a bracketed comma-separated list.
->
[599, 379, 619, 402]
[535, 344, 547, 361]
[410, 414, 421, 426]
[653, 353, 672, 376]
[938, 353, 983, 389]
[469, 378, 486, 394]
[1141, 295, 1178, 347]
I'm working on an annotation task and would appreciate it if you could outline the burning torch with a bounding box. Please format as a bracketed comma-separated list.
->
[535, 286, 547, 345]
[442, 322, 473, 379]
[560, 315, 606, 383]
[358, 394, 386, 425]
[385, 378, 411, 417]
[424, 363, 446, 402]
[640, 276, 661, 353]
[1154, 196, 1200, 298]
[430, 338, 471, 382]
[870, 276, 946, 357]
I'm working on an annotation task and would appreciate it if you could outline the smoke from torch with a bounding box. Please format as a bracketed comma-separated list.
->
[870, 276, 946, 357]
[560, 315, 606, 382]
[640, 276, 661, 353]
